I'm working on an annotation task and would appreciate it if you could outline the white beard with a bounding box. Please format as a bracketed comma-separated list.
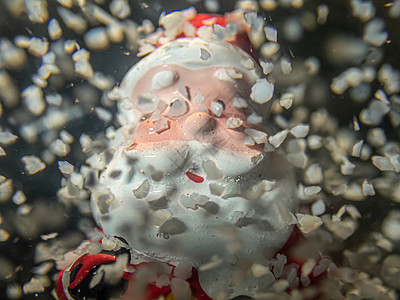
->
[91, 140, 297, 299]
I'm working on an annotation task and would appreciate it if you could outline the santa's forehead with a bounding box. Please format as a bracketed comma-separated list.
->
[129, 64, 254, 110]
[119, 38, 261, 100]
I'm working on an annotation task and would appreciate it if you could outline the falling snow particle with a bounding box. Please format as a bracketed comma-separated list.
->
[171, 278, 192, 300]
[363, 19, 388, 47]
[323, 216, 357, 240]
[48, 18, 62, 40]
[311, 199, 326, 216]
[40, 232, 59, 241]
[260, 0, 278, 11]
[110, 0, 131, 19]
[245, 129, 268, 144]
[260, 42, 280, 57]
[250, 79, 274, 104]
[95, 107, 113, 123]
[0, 132, 18, 146]
[286, 152, 308, 169]
[210, 101, 224, 117]
[366, 127, 386, 147]
[317, 4, 329, 24]
[58, 161, 74, 175]
[22, 85, 46, 116]
[264, 26, 277, 42]
[80, 134, 93, 153]
[21, 156, 46, 175]
[85, 27, 110, 51]
[362, 180, 375, 196]
[12, 190, 26, 205]
[152, 70, 178, 90]
[50, 139, 70, 157]
[60, 130, 74, 144]
[6, 284, 22, 299]
[28, 37, 49, 57]
[247, 112, 263, 125]
[290, 124, 310, 138]
[57, 7, 87, 34]
[382, 211, 400, 241]
[305, 57, 320, 75]
[343, 183, 364, 201]
[204, 0, 220, 12]
[0, 179, 13, 203]
[381, 255, 400, 289]
[280, 57, 292, 75]
[73, 50, 94, 78]
[260, 61, 274, 75]
[305, 163, 323, 184]
[268, 130, 288, 148]
[340, 157, 356, 175]
[173, 260, 193, 280]
[133, 179, 150, 199]
[297, 214, 323, 234]
[23, 277, 45, 294]
[226, 117, 243, 129]
[371, 156, 396, 172]
[0, 229, 10, 242]
[346, 205, 361, 219]
[351, 140, 364, 157]
[304, 186, 321, 196]
[251, 264, 271, 278]
[279, 93, 294, 109]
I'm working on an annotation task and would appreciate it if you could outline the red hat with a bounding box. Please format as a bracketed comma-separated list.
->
[181, 13, 257, 60]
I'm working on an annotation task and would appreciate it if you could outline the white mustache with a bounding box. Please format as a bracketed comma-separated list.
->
[123, 140, 264, 178]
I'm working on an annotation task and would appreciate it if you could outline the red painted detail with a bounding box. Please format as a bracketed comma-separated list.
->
[278, 225, 307, 265]
[122, 262, 211, 300]
[187, 14, 257, 59]
[186, 171, 204, 183]
[122, 271, 133, 281]
[188, 268, 213, 300]
[89, 228, 103, 243]
[235, 32, 258, 61]
[55, 270, 68, 300]
[189, 14, 257, 60]
[146, 284, 172, 300]
[276, 225, 328, 291]
[122, 279, 171, 300]
[57, 252, 213, 300]
[159, 13, 258, 61]
[69, 253, 117, 289]
[188, 14, 227, 28]
[122, 263, 171, 300]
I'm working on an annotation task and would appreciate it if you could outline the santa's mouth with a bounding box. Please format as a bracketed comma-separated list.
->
[186, 171, 205, 183]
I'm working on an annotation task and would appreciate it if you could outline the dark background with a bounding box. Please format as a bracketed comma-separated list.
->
[0, 0, 399, 299]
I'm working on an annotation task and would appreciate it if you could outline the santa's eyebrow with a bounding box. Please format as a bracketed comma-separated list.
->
[185, 85, 191, 101]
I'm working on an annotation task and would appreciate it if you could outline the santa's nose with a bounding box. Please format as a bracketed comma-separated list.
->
[183, 111, 216, 139]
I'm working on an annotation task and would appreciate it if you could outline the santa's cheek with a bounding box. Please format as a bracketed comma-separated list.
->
[182, 112, 216, 137]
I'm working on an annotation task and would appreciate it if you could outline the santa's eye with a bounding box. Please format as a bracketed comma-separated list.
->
[210, 100, 225, 117]
[168, 98, 189, 117]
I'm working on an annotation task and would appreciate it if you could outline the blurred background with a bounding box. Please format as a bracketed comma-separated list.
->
[0, 0, 399, 299]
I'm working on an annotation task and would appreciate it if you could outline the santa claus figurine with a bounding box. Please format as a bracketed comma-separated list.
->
[55, 8, 315, 300]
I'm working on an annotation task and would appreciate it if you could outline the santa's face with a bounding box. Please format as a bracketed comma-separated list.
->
[91, 38, 298, 298]
[128, 63, 263, 154]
